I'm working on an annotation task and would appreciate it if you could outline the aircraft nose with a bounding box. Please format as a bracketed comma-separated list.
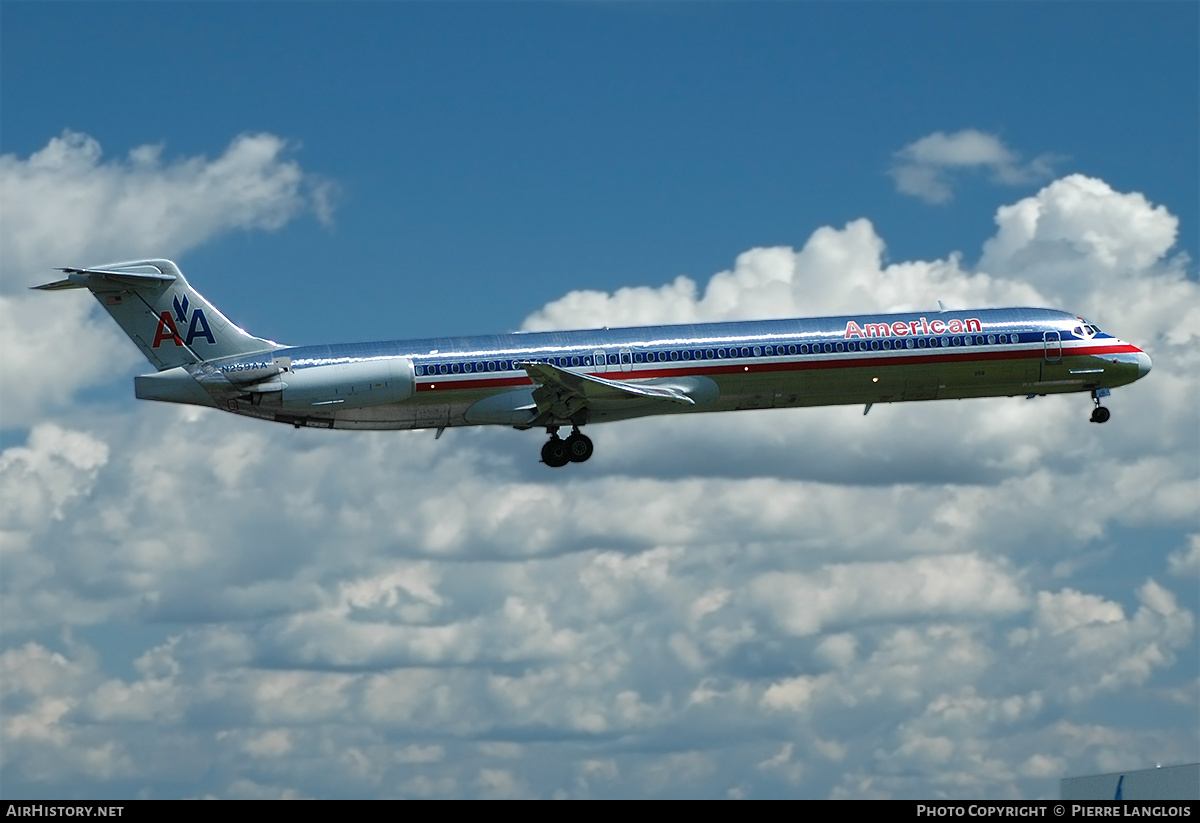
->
[1136, 351, 1152, 379]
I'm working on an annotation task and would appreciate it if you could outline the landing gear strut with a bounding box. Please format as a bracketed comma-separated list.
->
[541, 426, 593, 467]
[1090, 388, 1111, 424]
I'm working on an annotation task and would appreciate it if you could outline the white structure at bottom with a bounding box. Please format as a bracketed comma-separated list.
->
[1061, 763, 1199, 800]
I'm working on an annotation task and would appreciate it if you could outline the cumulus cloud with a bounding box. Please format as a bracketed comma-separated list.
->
[1168, 536, 1200, 578]
[0, 130, 334, 277]
[890, 129, 1060, 204]
[523, 218, 1044, 331]
[0, 131, 334, 427]
[1, 166, 1196, 798]
[749, 554, 1027, 637]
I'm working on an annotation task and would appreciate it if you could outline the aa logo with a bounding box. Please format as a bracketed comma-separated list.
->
[152, 295, 215, 348]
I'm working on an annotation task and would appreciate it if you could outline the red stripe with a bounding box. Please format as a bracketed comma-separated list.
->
[414, 343, 1142, 392]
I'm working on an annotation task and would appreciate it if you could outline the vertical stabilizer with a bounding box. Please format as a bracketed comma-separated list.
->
[33, 259, 278, 370]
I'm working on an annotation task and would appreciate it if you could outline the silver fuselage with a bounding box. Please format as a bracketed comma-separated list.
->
[176, 307, 1150, 431]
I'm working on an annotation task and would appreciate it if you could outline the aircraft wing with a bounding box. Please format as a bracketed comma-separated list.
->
[32, 266, 178, 291]
[520, 361, 698, 423]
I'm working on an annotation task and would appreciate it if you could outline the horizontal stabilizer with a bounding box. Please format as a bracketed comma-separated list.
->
[63, 266, 177, 287]
[31, 278, 85, 291]
[34, 262, 178, 292]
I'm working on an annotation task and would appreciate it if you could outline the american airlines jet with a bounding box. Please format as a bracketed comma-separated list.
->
[36, 259, 1152, 467]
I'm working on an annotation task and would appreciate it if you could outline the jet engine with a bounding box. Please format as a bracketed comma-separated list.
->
[278, 357, 415, 411]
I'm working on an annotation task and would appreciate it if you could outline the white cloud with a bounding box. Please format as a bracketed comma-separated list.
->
[1168, 535, 1200, 578]
[0, 131, 334, 427]
[749, 554, 1027, 637]
[523, 217, 1044, 331]
[889, 129, 1059, 204]
[1, 167, 1195, 798]
[0, 130, 333, 276]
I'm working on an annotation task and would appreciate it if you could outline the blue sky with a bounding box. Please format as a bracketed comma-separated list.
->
[4, 2, 1195, 341]
[1, 2, 1197, 800]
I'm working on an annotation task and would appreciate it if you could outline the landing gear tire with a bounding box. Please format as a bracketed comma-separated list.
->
[1090, 406, 1111, 424]
[541, 437, 570, 468]
[565, 431, 593, 463]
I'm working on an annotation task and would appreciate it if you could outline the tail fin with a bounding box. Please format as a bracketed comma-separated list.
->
[33, 259, 278, 370]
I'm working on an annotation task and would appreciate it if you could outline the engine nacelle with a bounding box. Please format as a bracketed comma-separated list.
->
[281, 357, 415, 411]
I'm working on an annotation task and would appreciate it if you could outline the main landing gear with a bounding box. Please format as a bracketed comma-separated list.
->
[1090, 388, 1111, 424]
[541, 426, 593, 468]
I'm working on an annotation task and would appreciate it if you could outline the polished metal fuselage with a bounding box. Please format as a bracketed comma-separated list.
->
[207, 307, 1149, 430]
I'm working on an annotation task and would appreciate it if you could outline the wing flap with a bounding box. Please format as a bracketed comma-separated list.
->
[519, 361, 711, 423]
[522, 362, 696, 405]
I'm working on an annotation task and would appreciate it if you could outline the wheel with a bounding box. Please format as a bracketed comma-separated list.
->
[1090, 406, 1111, 424]
[565, 432, 594, 463]
[541, 438, 570, 467]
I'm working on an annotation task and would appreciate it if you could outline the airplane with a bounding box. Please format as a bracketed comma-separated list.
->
[35, 259, 1152, 467]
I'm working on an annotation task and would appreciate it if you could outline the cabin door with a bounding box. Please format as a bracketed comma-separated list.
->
[1043, 331, 1062, 363]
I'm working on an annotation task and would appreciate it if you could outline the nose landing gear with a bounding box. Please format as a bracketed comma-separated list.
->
[1090, 388, 1111, 424]
[541, 426, 593, 467]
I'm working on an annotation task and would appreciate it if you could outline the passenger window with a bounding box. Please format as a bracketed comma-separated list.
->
[752, 346, 761, 356]
[987, 335, 996, 344]
[717, 348, 727, 358]
[789, 344, 797, 354]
